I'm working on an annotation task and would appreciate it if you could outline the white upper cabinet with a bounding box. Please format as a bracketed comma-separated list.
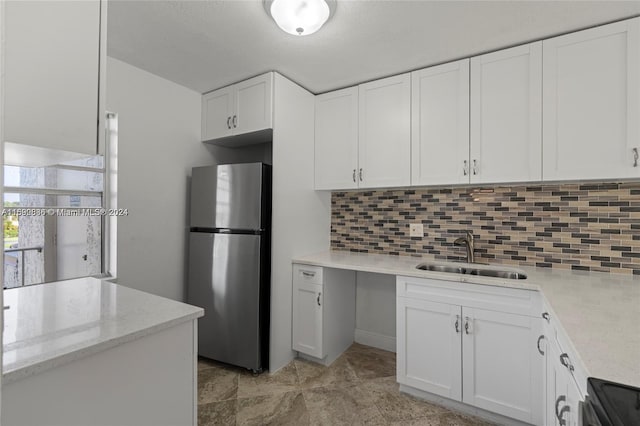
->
[4, 0, 102, 155]
[202, 73, 273, 142]
[411, 60, 470, 186]
[470, 42, 542, 184]
[358, 74, 411, 188]
[202, 86, 235, 140]
[315, 88, 359, 190]
[234, 74, 274, 135]
[543, 18, 640, 181]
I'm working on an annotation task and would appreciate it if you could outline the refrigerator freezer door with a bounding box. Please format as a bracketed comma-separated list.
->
[190, 163, 264, 230]
[187, 232, 263, 370]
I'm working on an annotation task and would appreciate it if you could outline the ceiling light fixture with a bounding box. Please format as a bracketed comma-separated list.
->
[264, 0, 336, 36]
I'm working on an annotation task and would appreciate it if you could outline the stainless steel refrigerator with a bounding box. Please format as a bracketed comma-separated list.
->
[187, 162, 271, 373]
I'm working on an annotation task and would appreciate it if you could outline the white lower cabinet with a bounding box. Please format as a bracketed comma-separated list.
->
[292, 264, 356, 365]
[542, 309, 586, 426]
[546, 336, 575, 426]
[396, 297, 462, 400]
[397, 276, 543, 425]
[462, 307, 543, 423]
[292, 279, 324, 358]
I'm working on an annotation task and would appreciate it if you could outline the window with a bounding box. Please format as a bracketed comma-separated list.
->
[3, 156, 105, 288]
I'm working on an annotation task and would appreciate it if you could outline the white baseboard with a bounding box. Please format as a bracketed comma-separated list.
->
[399, 385, 528, 426]
[354, 329, 396, 353]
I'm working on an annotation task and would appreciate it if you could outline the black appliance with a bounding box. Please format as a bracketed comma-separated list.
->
[582, 377, 640, 426]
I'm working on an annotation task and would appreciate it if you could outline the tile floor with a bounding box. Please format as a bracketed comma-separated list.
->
[198, 343, 493, 425]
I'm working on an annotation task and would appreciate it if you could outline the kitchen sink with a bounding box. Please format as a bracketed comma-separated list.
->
[415, 262, 527, 280]
[416, 264, 466, 274]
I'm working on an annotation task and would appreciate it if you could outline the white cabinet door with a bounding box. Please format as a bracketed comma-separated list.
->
[547, 339, 572, 426]
[396, 297, 462, 400]
[358, 74, 411, 188]
[234, 73, 273, 135]
[315, 87, 359, 190]
[411, 60, 470, 186]
[565, 374, 583, 426]
[292, 281, 323, 359]
[470, 42, 542, 183]
[4, 0, 101, 155]
[202, 86, 234, 141]
[543, 18, 640, 180]
[462, 308, 543, 425]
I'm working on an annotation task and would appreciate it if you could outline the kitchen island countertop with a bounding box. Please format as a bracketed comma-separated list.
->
[3, 277, 204, 384]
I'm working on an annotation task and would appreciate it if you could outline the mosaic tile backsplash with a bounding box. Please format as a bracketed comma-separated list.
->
[331, 183, 640, 275]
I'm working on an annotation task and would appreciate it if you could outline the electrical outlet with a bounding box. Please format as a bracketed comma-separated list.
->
[409, 223, 423, 237]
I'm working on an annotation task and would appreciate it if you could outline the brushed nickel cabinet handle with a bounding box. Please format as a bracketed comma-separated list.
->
[463, 160, 468, 176]
[464, 317, 472, 334]
[317, 292, 321, 306]
[560, 353, 574, 372]
[227, 117, 231, 129]
[473, 159, 478, 175]
[454, 315, 460, 333]
[352, 169, 356, 183]
[359, 168, 363, 182]
[301, 271, 315, 278]
[232, 115, 237, 128]
[537, 335, 545, 355]
[633, 148, 638, 167]
[555, 395, 568, 426]
[542, 312, 550, 322]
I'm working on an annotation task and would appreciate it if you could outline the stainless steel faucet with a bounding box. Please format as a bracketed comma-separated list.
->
[454, 231, 475, 263]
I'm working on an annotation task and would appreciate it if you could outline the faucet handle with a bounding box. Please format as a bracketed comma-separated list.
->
[466, 231, 474, 240]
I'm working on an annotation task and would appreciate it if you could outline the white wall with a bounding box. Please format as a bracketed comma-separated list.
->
[355, 272, 396, 352]
[1, 0, 6, 411]
[106, 57, 216, 301]
[269, 74, 331, 372]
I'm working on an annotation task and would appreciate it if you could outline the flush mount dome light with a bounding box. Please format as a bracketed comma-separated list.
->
[264, 0, 336, 36]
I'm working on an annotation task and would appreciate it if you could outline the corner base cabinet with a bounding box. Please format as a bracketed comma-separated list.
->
[541, 307, 587, 426]
[292, 264, 355, 366]
[396, 276, 543, 425]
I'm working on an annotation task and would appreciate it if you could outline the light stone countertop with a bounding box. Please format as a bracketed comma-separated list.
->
[2, 277, 204, 384]
[292, 250, 640, 388]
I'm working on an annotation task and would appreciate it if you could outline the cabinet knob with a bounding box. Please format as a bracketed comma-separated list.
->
[633, 147, 638, 167]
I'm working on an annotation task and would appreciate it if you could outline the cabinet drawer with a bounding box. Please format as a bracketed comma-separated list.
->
[293, 264, 323, 285]
[397, 275, 541, 317]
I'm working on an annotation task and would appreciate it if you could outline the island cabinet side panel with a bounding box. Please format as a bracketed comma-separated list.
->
[2, 320, 197, 426]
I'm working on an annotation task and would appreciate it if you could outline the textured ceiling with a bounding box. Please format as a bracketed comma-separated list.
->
[107, 0, 640, 94]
